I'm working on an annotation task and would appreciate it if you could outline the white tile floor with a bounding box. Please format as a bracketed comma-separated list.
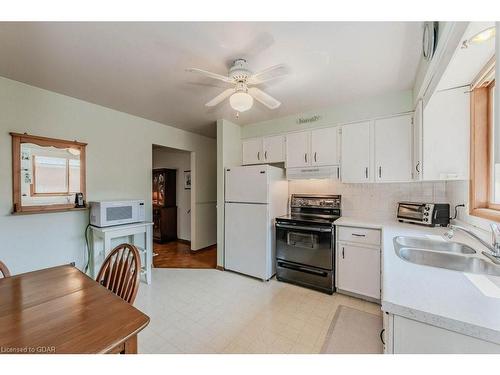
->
[135, 268, 382, 354]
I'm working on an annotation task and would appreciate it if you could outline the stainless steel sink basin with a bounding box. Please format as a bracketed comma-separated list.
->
[396, 247, 500, 277]
[394, 236, 476, 254]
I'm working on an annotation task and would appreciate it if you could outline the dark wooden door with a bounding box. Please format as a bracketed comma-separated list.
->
[152, 169, 177, 243]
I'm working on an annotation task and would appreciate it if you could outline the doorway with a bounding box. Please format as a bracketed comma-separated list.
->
[152, 145, 216, 268]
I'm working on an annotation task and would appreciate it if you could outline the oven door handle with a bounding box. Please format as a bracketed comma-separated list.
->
[276, 223, 332, 232]
[277, 261, 328, 277]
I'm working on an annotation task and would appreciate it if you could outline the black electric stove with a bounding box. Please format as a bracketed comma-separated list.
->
[275, 194, 341, 294]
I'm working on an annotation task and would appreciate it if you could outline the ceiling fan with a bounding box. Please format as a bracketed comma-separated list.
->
[187, 59, 287, 113]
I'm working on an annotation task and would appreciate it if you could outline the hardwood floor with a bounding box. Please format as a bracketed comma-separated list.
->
[153, 240, 217, 269]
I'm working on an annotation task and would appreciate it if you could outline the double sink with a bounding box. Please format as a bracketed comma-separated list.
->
[394, 236, 500, 277]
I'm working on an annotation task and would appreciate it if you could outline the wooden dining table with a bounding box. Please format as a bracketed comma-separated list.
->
[0, 265, 149, 354]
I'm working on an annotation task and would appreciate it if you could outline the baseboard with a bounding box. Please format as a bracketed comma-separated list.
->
[177, 239, 191, 245]
[216, 265, 224, 271]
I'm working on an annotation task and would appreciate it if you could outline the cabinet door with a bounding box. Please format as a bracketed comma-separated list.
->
[242, 138, 263, 165]
[423, 87, 470, 180]
[263, 135, 285, 163]
[286, 131, 310, 168]
[337, 243, 380, 299]
[341, 122, 371, 182]
[311, 127, 340, 166]
[374, 115, 412, 182]
[413, 99, 423, 180]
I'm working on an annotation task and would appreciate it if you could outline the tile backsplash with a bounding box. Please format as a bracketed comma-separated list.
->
[288, 180, 448, 220]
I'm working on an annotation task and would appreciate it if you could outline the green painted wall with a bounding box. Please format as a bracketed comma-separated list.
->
[241, 89, 413, 138]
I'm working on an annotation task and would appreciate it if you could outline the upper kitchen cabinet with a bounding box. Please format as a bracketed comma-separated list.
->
[422, 87, 470, 180]
[242, 135, 285, 165]
[286, 127, 340, 168]
[285, 131, 311, 168]
[310, 127, 340, 166]
[412, 99, 423, 180]
[374, 114, 412, 182]
[262, 135, 285, 163]
[242, 137, 262, 165]
[341, 115, 412, 183]
[341, 121, 371, 182]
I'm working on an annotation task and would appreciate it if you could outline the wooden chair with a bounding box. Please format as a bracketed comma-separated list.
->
[0, 260, 11, 278]
[96, 244, 141, 304]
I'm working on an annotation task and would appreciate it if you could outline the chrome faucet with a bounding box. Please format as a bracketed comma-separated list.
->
[445, 223, 500, 260]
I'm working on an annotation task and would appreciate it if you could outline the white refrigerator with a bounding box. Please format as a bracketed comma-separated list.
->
[224, 165, 288, 280]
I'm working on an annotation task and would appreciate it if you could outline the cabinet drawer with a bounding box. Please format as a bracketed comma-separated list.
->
[338, 226, 381, 246]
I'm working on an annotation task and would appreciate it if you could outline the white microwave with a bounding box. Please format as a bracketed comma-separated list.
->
[89, 200, 145, 227]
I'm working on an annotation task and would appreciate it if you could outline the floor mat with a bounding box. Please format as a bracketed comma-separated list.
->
[321, 305, 383, 354]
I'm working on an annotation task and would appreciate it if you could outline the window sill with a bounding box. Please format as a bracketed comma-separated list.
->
[11, 206, 88, 216]
[470, 208, 500, 222]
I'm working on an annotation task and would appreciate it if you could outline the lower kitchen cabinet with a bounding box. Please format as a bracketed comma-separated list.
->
[336, 225, 381, 300]
[383, 313, 500, 354]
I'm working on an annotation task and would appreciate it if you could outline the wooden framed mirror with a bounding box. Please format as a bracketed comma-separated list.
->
[10, 133, 87, 214]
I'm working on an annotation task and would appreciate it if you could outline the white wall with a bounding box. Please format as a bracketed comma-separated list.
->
[241, 90, 414, 138]
[0, 76, 216, 275]
[152, 147, 192, 241]
[216, 119, 241, 267]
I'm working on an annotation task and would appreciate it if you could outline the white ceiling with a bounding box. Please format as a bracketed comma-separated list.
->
[0, 22, 423, 138]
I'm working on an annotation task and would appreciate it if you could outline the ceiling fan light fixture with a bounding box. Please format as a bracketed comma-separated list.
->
[229, 92, 253, 112]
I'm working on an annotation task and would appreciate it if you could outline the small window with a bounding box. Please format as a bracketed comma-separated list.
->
[32, 156, 81, 195]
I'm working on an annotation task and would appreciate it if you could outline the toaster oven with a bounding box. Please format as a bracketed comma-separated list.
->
[397, 202, 450, 227]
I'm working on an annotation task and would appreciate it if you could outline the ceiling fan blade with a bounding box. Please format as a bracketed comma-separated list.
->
[205, 88, 235, 107]
[248, 87, 281, 109]
[247, 64, 288, 85]
[187, 68, 233, 83]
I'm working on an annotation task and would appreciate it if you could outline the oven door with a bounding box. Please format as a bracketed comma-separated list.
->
[275, 223, 333, 270]
[397, 203, 425, 222]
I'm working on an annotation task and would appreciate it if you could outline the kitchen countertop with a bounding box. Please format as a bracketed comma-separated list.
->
[335, 216, 500, 345]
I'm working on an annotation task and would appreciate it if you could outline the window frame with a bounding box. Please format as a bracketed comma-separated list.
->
[10, 132, 87, 214]
[470, 76, 499, 221]
[30, 155, 81, 197]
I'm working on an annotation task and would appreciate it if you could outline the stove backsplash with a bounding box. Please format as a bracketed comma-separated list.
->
[288, 180, 448, 220]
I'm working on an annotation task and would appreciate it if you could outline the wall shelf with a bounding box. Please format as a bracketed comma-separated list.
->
[11, 206, 89, 216]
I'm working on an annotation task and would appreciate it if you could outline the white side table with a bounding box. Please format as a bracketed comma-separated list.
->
[89, 222, 153, 284]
